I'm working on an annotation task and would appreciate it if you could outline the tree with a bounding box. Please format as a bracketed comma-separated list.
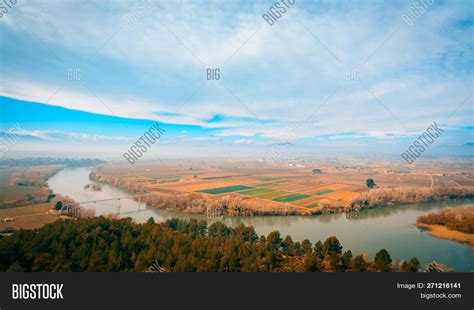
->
[281, 235, 294, 254]
[323, 236, 342, 256]
[314, 241, 324, 259]
[293, 242, 303, 256]
[374, 249, 392, 272]
[54, 201, 63, 210]
[303, 254, 321, 272]
[340, 250, 353, 271]
[366, 178, 376, 189]
[47, 193, 56, 202]
[266, 231, 282, 250]
[301, 239, 312, 254]
[400, 261, 409, 272]
[351, 255, 368, 272]
[401, 257, 420, 272]
[408, 257, 420, 272]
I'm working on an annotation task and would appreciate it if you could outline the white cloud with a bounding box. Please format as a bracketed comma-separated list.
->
[15, 129, 130, 143]
[233, 139, 253, 144]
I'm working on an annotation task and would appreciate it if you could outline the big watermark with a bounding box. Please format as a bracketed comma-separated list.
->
[0, 123, 26, 157]
[262, 0, 296, 26]
[401, 122, 443, 164]
[401, 0, 434, 26]
[123, 122, 165, 165]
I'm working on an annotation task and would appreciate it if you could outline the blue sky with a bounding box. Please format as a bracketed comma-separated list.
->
[0, 0, 472, 159]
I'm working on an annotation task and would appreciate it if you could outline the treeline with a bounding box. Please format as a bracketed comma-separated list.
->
[351, 186, 474, 210]
[11, 165, 64, 187]
[0, 217, 420, 272]
[417, 206, 474, 234]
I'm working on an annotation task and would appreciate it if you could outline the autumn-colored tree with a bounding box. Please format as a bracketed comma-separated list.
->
[374, 249, 392, 272]
[351, 255, 368, 272]
[400, 257, 420, 272]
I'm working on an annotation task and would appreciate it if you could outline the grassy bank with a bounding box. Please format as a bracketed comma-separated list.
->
[417, 223, 474, 246]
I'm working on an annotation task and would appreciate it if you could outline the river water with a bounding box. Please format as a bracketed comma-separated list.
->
[48, 167, 474, 271]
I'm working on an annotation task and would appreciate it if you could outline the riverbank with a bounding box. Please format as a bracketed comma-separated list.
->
[350, 186, 474, 212]
[416, 223, 474, 247]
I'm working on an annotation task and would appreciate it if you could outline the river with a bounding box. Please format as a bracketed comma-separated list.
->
[48, 167, 474, 271]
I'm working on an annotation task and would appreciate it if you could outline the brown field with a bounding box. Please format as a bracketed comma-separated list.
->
[323, 191, 358, 202]
[0, 166, 62, 208]
[0, 202, 59, 230]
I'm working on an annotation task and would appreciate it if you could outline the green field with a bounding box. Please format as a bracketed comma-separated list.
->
[202, 176, 234, 180]
[252, 183, 280, 188]
[306, 203, 318, 209]
[254, 190, 290, 199]
[314, 189, 336, 196]
[256, 177, 281, 181]
[273, 194, 311, 202]
[198, 185, 253, 194]
[238, 188, 274, 196]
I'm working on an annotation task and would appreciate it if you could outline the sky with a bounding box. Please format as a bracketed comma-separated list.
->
[0, 0, 473, 160]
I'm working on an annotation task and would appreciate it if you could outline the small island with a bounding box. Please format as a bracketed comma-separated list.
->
[84, 183, 102, 191]
[417, 206, 474, 246]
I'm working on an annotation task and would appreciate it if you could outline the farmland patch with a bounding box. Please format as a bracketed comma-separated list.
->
[254, 190, 291, 200]
[314, 189, 336, 196]
[197, 185, 253, 194]
[238, 188, 274, 196]
[273, 194, 311, 202]
[256, 177, 282, 181]
[252, 183, 280, 188]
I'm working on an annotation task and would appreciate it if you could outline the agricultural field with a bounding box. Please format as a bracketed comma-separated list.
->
[273, 194, 311, 202]
[0, 202, 58, 230]
[197, 185, 253, 194]
[91, 158, 474, 215]
[0, 167, 57, 208]
[238, 188, 274, 196]
[0, 165, 66, 230]
[315, 189, 336, 196]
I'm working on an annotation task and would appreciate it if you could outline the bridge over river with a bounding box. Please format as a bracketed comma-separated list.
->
[60, 192, 155, 218]
[59, 192, 224, 219]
